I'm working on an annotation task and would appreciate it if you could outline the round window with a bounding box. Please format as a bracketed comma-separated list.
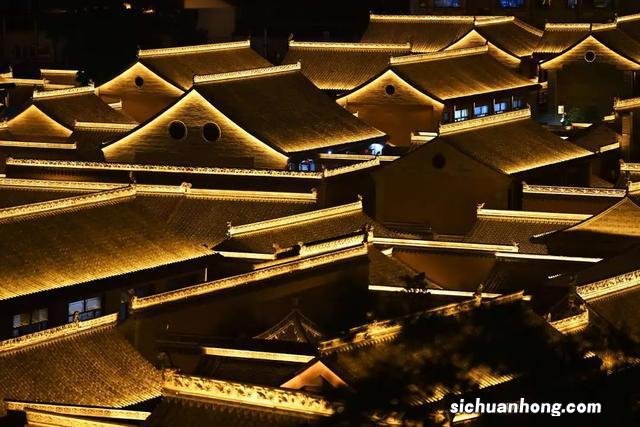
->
[584, 50, 596, 63]
[202, 122, 221, 142]
[168, 120, 187, 140]
[432, 153, 446, 169]
[385, 84, 395, 95]
[134, 76, 144, 88]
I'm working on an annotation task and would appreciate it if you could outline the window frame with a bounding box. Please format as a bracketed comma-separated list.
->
[68, 296, 103, 322]
[12, 308, 48, 337]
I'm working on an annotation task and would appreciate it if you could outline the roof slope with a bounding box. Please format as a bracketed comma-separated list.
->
[361, 14, 474, 52]
[536, 24, 591, 54]
[33, 87, 136, 128]
[569, 123, 620, 154]
[552, 197, 640, 237]
[464, 210, 586, 254]
[282, 41, 411, 91]
[0, 317, 161, 407]
[475, 17, 542, 58]
[0, 187, 213, 300]
[390, 47, 537, 101]
[194, 64, 386, 154]
[138, 41, 271, 90]
[437, 110, 591, 175]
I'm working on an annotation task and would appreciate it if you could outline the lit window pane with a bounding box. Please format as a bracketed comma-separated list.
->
[85, 297, 102, 311]
[68, 300, 85, 316]
[32, 308, 48, 323]
[13, 313, 29, 328]
[474, 105, 489, 117]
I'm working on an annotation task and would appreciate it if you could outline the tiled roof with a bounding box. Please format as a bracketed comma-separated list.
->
[362, 14, 474, 52]
[437, 110, 591, 175]
[282, 41, 411, 91]
[474, 17, 542, 58]
[464, 209, 587, 254]
[0, 187, 214, 300]
[390, 47, 537, 101]
[138, 40, 271, 90]
[193, 64, 386, 154]
[0, 315, 161, 407]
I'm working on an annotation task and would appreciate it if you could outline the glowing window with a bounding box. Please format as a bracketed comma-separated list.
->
[512, 97, 524, 109]
[369, 143, 384, 156]
[435, 0, 461, 7]
[494, 101, 509, 113]
[168, 120, 187, 140]
[299, 159, 315, 172]
[68, 296, 102, 322]
[499, 0, 524, 7]
[12, 308, 48, 337]
[454, 107, 469, 122]
[474, 104, 489, 117]
[202, 122, 221, 142]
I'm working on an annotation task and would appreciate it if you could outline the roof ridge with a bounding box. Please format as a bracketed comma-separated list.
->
[614, 96, 640, 111]
[391, 45, 488, 65]
[318, 292, 525, 354]
[0, 185, 135, 221]
[228, 199, 363, 237]
[592, 22, 618, 31]
[254, 309, 324, 342]
[474, 16, 515, 25]
[522, 182, 626, 197]
[289, 40, 411, 50]
[74, 121, 137, 131]
[438, 107, 531, 135]
[372, 236, 519, 253]
[0, 178, 318, 203]
[0, 313, 117, 354]
[193, 63, 300, 84]
[40, 68, 78, 75]
[477, 207, 590, 222]
[162, 371, 333, 415]
[544, 23, 591, 31]
[370, 13, 474, 23]
[130, 244, 368, 311]
[32, 84, 96, 100]
[138, 40, 251, 58]
[512, 18, 544, 36]
[5, 158, 324, 179]
[322, 158, 380, 177]
[0, 140, 76, 150]
[617, 13, 640, 23]
[577, 268, 640, 301]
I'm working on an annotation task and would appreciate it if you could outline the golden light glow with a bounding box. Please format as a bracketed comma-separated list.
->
[5, 402, 150, 421]
[228, 200, 362, 236]
[0, 186, 135, 221]
[0, 314, 117, 354]
[522, 182, 625, 197]
[138, 40, 251, 58]
[289, 40, 411, 50]
[372, 236, 519, 252]
[6, 158, 323, 178]
[549, 310, 589, 335]
[32, 84, 96, 100]
[438, 108, 530, 135]
[616, 13, 640, 23]
[193, 63, 300, 84]
[202, 347, 315, 363]
[541, 35, 640, 70]
[477, 207, 591, 222]
[40, 69, 79, 76]
[74, 121, 137, 130]
[577, 269, 640, 301]
[0, 141, 76, 149]
[280, 360, 348, 389]
[614, 96, 640, 111]
[162, 371, 334, 416]
[370, 14, 474, 23]
[0, 178, 318, 203]
[494, 252, 601, 263]
[391, 45, 488, 65]
[544, 23, 592, 31]
[318, 153, 399, 162]
[5, 105, 73, 140]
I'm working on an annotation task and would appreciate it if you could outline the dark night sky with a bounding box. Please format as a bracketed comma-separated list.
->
[1, 0, 409, 83]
